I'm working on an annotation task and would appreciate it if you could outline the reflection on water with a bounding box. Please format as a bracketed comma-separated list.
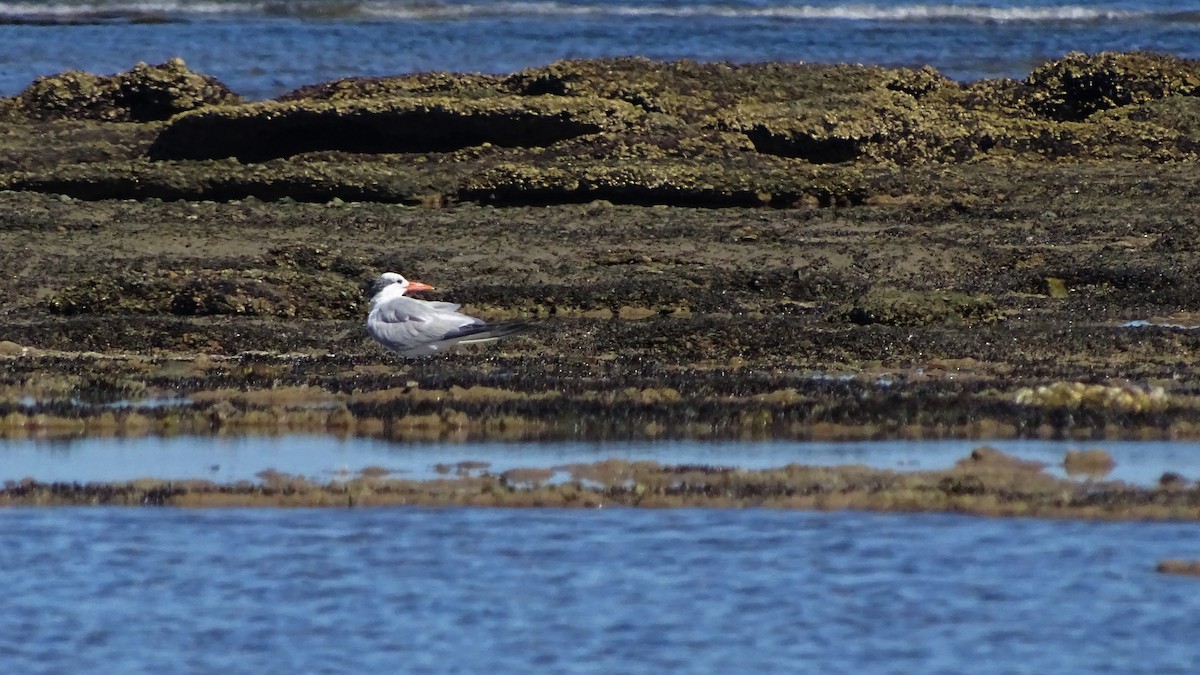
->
[2, 435, 1199, 487]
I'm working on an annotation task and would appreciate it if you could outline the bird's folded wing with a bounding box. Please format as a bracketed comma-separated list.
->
[371, 298, 483, 351]
[441, 321, 530, 343]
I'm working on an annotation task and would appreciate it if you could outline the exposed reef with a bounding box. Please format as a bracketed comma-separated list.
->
[4, 52, 1200, 205]
[1, 52, 1200, 462]
[148, 95, 638, 162]
[1, 57, 240, 122]
[3, 449, 1199, 520]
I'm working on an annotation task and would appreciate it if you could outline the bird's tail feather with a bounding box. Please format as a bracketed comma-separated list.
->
[446, 321, 531, 344]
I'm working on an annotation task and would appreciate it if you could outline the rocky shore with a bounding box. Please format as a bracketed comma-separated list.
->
[1, 52, 1200, 486]
[3, 447, 1198, 519]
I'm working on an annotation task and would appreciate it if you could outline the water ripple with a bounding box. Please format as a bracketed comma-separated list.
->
[2, 508, 1199, 672]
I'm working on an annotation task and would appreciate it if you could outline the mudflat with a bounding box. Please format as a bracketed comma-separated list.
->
[1, 53, 1199, 513]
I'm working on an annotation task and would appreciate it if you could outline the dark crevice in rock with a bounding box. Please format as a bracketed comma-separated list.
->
[744, 127, 865, 164]
[13, 178, 863, 209]
[457, 186, 860, 209]
[149, 108, 605, 162]
[7, 177, 426, 205]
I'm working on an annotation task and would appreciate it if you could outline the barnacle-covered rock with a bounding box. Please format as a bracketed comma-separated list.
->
[843, 288, 1001, 327]
[1014, 382, 1169, 413]
[149, 95, 644, 162]
[1023, 51, 1200, 121]
[8, 57, 241, 122]
[43, 256, 366, 320]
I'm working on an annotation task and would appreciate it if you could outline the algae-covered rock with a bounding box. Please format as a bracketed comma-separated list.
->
[169, 276, 298, 317]
[4, 52, 1200, 205]
[733, 90, 950, 164]
[456, 157, 873, 207]
[1024, 51, 1200, 121]
[843, 288, 1000, 326]
[1110, 94, 1200, 133]
[1092, 95, 1200, 157]
[43, 271, 177, 315]
[885, 65, 957, 99]
[278, 71, 510, 102]
[8, 57, 241, 122]
[1014, 382, 1169, 413]
[506, 58, 924, 119]
[149, 95, 643, 162]
[43, 256, 367, 320]
[7, 156, 450, 203]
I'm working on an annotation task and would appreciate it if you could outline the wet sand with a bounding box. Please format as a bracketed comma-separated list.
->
[2, 52, 1200, 513]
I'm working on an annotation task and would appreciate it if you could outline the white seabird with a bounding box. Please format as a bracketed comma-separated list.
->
[365, 272, 528, 357]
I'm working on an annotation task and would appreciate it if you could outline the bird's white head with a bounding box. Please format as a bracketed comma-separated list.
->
[370, 272, 434, 305]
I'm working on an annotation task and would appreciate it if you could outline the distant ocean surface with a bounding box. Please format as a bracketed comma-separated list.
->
[0, 0, 1198, 99]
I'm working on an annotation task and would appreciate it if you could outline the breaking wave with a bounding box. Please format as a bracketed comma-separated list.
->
[0, 1, 1187, 25]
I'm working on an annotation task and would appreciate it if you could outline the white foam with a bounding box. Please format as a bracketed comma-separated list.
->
[0, 1, 1153, 23]
[0, 1, 265, 18]
[357, 2, 1148, 23]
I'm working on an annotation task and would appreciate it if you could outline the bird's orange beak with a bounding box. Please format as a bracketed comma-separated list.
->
[407, 280, 434, 292]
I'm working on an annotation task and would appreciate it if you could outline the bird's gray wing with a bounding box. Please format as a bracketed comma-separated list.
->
[368, 295, 484, 355]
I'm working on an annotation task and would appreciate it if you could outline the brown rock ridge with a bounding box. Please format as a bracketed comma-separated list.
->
[2, 51, 1199, 205]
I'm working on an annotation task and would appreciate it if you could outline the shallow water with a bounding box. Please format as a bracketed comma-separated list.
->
[0, 0, 1198, 98]
[1, 507, 1198, 672]
[3, 436, 1199, 486]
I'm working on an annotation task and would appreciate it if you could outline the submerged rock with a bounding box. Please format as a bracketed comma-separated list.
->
[1156, 560, 1200, 576]
[1063, 449, 1117, 478]
[959, 447, 1047, 473]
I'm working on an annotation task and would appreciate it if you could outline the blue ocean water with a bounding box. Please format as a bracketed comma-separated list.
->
[0, 0, 1197, 98]
[1, 507, 1198, 673]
